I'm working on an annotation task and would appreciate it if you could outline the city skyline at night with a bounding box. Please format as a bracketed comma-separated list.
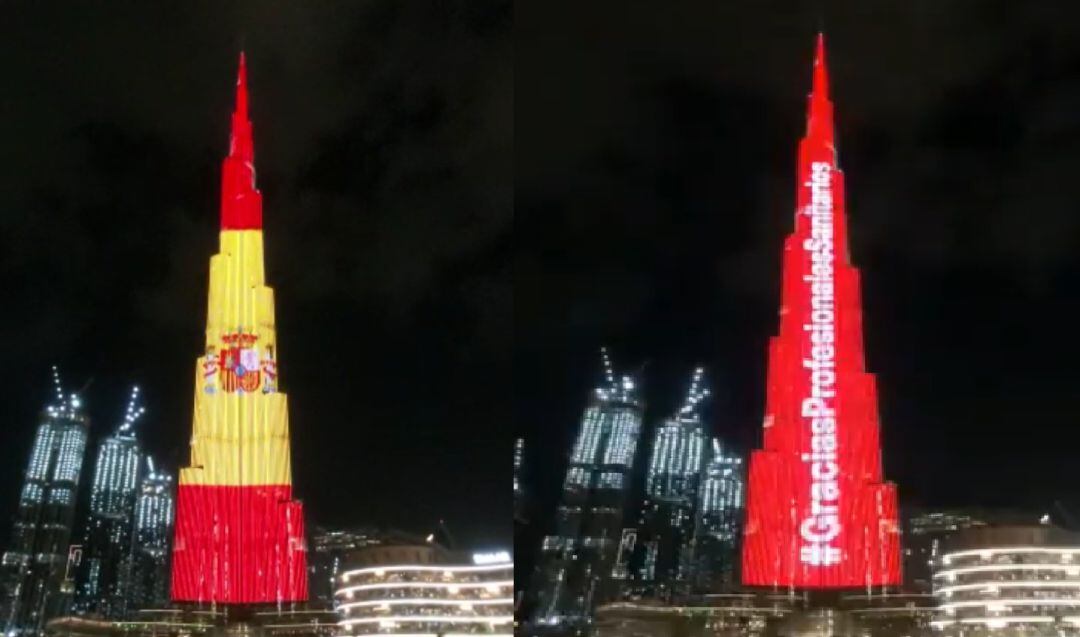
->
[514, 10, 1080, 630]
[0, 2, 510, 557]
[13, 3, 1080, 637]
[0, 5, 510, 633]
[516, 4, 1080, 548]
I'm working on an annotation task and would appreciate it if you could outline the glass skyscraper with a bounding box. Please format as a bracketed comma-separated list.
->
[1, 368, 89, 637]
[126, 457, 174, 613]
[629, 368, 708, 599]
[692, 438, 745, 593]
[530, 348, 643, 631]
[75, 386, 144, 618]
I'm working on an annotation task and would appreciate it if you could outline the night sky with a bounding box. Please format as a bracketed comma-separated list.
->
[0, 1, 511, 550]
[517, 2, 1080, 574]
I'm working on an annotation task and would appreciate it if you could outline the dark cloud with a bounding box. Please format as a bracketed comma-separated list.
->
[0, 0, 511, 549]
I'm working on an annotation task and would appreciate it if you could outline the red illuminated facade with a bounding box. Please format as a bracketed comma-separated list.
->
[741, 35, 901, 589]
[171, 54, 308, 604]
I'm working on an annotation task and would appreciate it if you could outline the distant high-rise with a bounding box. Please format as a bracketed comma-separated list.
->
[903, 509, 988, 593]
[306, 527, 380, 608]
[630, 368, 709, 599]
[692, 438, 745, 593]
[1, 368, 90, 637]
[126, 458, 174, 612]
[75, 386, 144, 618]
[531, 348, 643, 630]
[514, 438, 526, 524]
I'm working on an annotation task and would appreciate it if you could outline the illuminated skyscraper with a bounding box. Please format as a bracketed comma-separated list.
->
[629, 368, 709, 599]
[1, 368, 90, 637]
[170, 53, 308, 604]
[127, 458, 174, 612]
[531, 349, 643, 629]
[514, 438, 526, 524]
[75, 386, 144, 618]
[645, 369, 708, 501]
[741, 35, 901, 589]
[692, 438, 744, 592]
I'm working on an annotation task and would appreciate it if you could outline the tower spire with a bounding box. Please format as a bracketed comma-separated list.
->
[118, 385, 145, 435]
[812, 32, 828, 101]
[600, 346, 616, 389]
[51, 365, 65, 411]
[235, 52, 249, 123]
[679, 367, 709, 414]
[220, 51, 262, 230]
[804, 33, 836, 164]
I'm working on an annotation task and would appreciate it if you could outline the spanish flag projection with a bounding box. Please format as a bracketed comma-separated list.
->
[171, 54, 308, 604]
[741, 35, 901, 589]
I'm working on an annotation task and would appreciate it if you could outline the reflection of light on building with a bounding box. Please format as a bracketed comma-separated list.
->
[1, 367, 89, 637]
[335, 544, 512, 637]
[930, 525, 1080, 636]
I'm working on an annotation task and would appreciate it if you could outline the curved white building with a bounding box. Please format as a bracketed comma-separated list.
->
[931, 525, 1080, 635]
[335, 545, 513, 637]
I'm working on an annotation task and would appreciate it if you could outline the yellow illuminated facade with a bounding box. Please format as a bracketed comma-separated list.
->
[183, 229, 290, 487]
